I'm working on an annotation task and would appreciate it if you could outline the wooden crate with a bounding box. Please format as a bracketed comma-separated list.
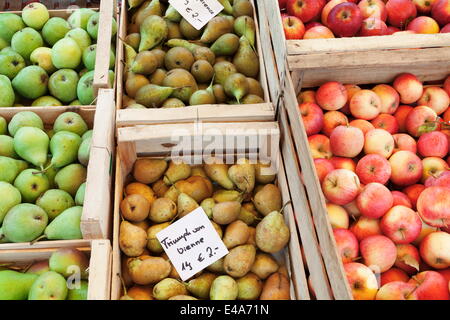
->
[115, 0, 275, 127]
[0, 1, 100, 11]
[110, 122, 308, 300]
[263, 0, 450, 87]
[0, 239, 112, 300]
[0, 1, 114, 110]
[0, 88, 115, 247]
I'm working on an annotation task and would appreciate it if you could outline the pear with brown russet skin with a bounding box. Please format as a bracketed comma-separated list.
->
[133, 159, 167, 184]
[210, 33, 240, 56]
[233, 0, 254, 18]
[242, 94, 264, 104]
[139, 15, 168, 52]
[234, 15, 256, 47]
[247, 78, 264, 98]
[125, 73, 150, 98]
[135, 84, 174, 108]
[224, 73, 249, 104]
[120, 194, 150, 222]
[131, 0, 163, 29]
[179, 18, 203, 40]
[213, 84, 228, 104]
[149, 68, 167, 86]
[200, 16, 233, 44]
[238, 202, 259, 225]
[162, 68, 198, 103]
[175, 176, 213, 203]
[233, 36, 259, 78]
[164, 47, 194, 71]
[193, 47, 216, 65]
[213, 61, 237, 86]
[223, 220, 249, 249]
[131, 51, 158, 75]
[161, 98, 185, 108]
[213, 189, 243, 203]
[260, 272, 290, 300]
[191, 60, 214, 84]
[152, 179, 169, 198]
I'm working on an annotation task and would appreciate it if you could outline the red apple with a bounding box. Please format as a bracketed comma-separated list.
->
[432, 0, 450, 26]
[344, 200, 362, 219]
[371, 114, 399, 134]
[360, 235, 397, 273]
[421, 157, 449, 183]
[389, 150, 423, 186]
[412, 0, 437, 14]
[418, 131, 449, 157]
[442, 23, 450, 32]
[386, 0, 417, 28]
[426, 171, 450, 187]
[299, 102, 324, 136]
[303, 25, 335, 38]
[314, 158, 335, 183]
[322, 111, 349, 136]
[372, 84, 400, 114]
[381, 205, 422, 244]
[356, 154, 392, 185]
[279, 0, 288, 10]
[376, 281, 419, 300]
[358, 0, 388, 21]
[322, 169, 361, 205]
[417, 86, 450, 115]
[350, 89, 382, 120]
[413, 220, 438, 246]
[330, 157, 357, 172]
[305, 22, 324, 30]
[328, 2, 364, 37]
[349, 119, 375, 135]
[405, 106, 438, 137]
[357, 182, 394, 218]
[444, 76, 450, 96]
[330, 125, 365, 158]
[417, 186, 450, 227]
[393, 73, 423, 105]
[386, 26, 401, 34]
[350, 216, 383, 241]
[407, 16, 440, 33]
[364, 129, 395, 158]
[297, 90, 316, 104]
[316, 81, 348, 111]
[344, 262, 379, 300]
[327, 203, 350, 229]
[287, 0, 325, 23]
[437, 268, 450, 283]
[308, 134, 332, 159]
[393, 133, 417, 154]
[333, 228, 359, 263]
[322, 0, 348, 26]
[359, 17, 388, 36]
[419, 231, 450, 269]
[394, 105, 413, 133]
[403, 183, 425, 209]
[395, 243, 421, 274]
[391, 191, 413, 208]
[380, 268, 410, 285]
[408, 271, 450, 300]
[282, 15, 306, 39]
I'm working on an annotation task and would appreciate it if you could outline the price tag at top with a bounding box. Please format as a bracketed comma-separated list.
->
[169, 0, 224, 30]
[156, 207, 229, 281]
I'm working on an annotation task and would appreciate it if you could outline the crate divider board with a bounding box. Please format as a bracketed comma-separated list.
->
[115, 0, 275, 126]
[110, 122, 308, 300]
[0, 239, 112, 300]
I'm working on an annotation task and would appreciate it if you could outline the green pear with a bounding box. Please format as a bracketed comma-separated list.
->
[0, 13, 25, 43]
[49, 247, 89, 279]
[44, 206, 83, 240]
[0, 156, 28, 183]
[131, 51, 158, 75]
[67, 280, 88, 300]
[12, 66, 48, 100]
[213, 61, 237, 86]
[0, 51, 26, 80]
[255, 211, 290, 253]
[0, 135, 17, 158]
[82, 45, 115, 71]
[87, 12, 117, 40]
[49, 131, 82, 168]
[128, 0, 146, 9]
[210, 275, 238, 300]
[228, 158, 255, 193]
[3, 203, 48, 242]
[48, 69, 79, 103]
[14, 169, 50, 203]
[28, 271, 68, 300]
[8, 111, 44, 137]
[139, 15, 168, 52]
[52, 37, 82, 69]
[0, 270, 38, 300]
[135, 84, 174, 108]
[31, 96, 62, 107]
[186, 273, 217, 299]
[55, 164, 87, 197]
[26, 261, 50, 276]
[153, 278, 188, 300]
[224, 73, 249, 104]
[0, 75, 15, 107]
[0, 182, 21, 223]
[30, 47, 56, 74]
[42, 157, 59, 188]
[204, 160, 234, 189]
[0, 226, 9, 243]
[210, 33, 240, 56]
[0, 116, 6, 134]
[11, 27, 44, 61]
[13, 127, 49, 168]
[22, 3, 49, 30]
[42, 17, 71, 46]
[36, 189, 75, 220]
[233, 36, 259, 78]
[78, 136, 91, 166]
[234, 16, 256, 47]
[177, 193, 199, 218]
[0, 38, 8, 50]
[75, 182, 86, 206]
[131, 0, 163, 29]
[70, 99, 81, 106]
[164, 5, 182, 22]
[77, 70, 95, 105]
[81, 130, 93, 141]
[53, 112, 88, 136]
[65, 28, 92, 52]
[166, 39, 201, 53]
[68, 8, 96, 30]
[200, 16, 233, 43]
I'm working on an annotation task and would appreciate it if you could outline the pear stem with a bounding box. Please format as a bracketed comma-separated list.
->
[30, 235, 47, 245]
[118, 274, 128, 296]
[280, 200, 292, 215]
[33, 163, 53, 175]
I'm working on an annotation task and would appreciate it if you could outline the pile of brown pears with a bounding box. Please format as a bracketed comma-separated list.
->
[123, 0, 265, 109]
[119, 157, 291, 300]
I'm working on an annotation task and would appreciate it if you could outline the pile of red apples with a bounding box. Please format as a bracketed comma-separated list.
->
[280, 0, 450, 40]
[300, 73, 450, 300]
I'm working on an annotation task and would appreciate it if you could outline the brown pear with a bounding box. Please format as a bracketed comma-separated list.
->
[191, 60, 214, 84]
[246, 78, 264, 98]
[200, 16, 233, 43]
[127, 285, 154, 300]
[251, 253, 279, 280]
[193, 47, 216, 65]
[161, 98, 185, 108]
[228, 158, 255, 193]
[152, 179, 169, 198]
[175, 176, 213, 203]
[224, 73, 249, 104]
[162, 68, 198, 103]
[224, 244, 256, 278]
[133, 159, 167, 184]
[212, 201, 241, 225]
[206, 257, 225, 274]
[149, 68, 167, 85]
[126, 73, 150, 98]
[260, 272, 290, 300]
[121, 256, 134, 287]
[247, 226, 256, 245]
[255, 162, 276, 184]
[163, 160, 191, 185]
[147, 222, 170, 253]
[223, 220, 249, 249]
[131, 220, 151, 232]
[131, 51, 158, 75]
[149, 198, 177, 223]
[213, 189, 243, 203]
[180, 18, 203, 40]
[213, 61, 237, 86]
[178, 193, 199, 218]
[213, 84, 228, 104]
[204, 158, 234, 189]
[233, 0, 254, 18]
[120, 194, 151, 222]
[237, 272, 263, 300]
[242, 94, 264, 104]
[238, 202, 259, 225]
[125, 33, 141, 51]
[131, 0, 163, 29]
[164, 47, 194, 71]
[119, 221, 148, 257]
[233, 36, 259, 78]
[253, 184, 282, 216]
[190, 166, 207, 178]
[186, 273, 217, 299]
[150, 48, 166, 68]
[125, 182, 157, 206]
[166, 20, 182, 40]
[128, 255, 172, 285]
[163, 185, 180, 203]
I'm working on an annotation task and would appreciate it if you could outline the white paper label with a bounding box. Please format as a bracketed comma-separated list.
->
[156, 207, 229, 281]
[169, 0, 224, 30]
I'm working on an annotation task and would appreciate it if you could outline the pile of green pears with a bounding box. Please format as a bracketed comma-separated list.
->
[123, 0, 265, 109]
[0, 247, 89, 300]
[0, 3, 116, 108]
[0, 111, 92, 244]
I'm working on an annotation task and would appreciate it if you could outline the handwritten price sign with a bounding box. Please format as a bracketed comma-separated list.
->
[156, 207, 229, 281]
[169, 0, 224, 30]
